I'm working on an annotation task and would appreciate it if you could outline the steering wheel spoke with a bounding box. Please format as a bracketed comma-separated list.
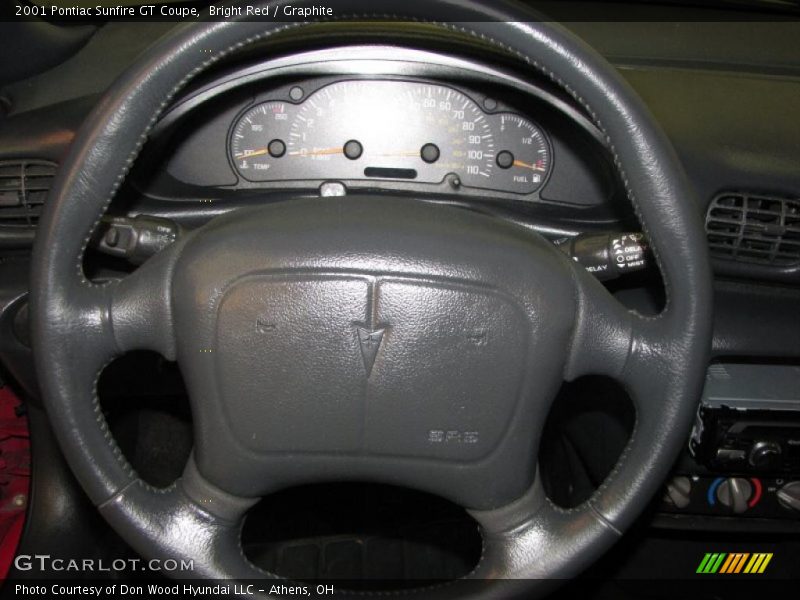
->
[108, 242, 179, 360]
[562, 260, 709, 531]
[566, 261, 685, 414]
[180, 455, 260, 525]
[99, 462, 260, 580]
[468, 475, 620, 583]
[565, 264, 636, 381]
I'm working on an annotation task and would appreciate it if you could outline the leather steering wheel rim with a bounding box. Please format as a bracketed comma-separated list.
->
[30, 0, 713, 597]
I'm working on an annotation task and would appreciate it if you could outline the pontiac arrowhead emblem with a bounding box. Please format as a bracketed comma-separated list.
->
[356, 326, 386, 376]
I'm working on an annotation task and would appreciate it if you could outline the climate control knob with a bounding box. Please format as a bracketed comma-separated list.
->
[716, 478, 753, 514]
[663, 476, 692, 509]
[776, 481, 800, 512]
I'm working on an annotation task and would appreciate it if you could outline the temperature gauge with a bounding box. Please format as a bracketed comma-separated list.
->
[230, 101, 293, 179]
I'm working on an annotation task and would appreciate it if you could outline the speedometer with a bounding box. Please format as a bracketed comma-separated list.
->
[405, 84, 495, 181]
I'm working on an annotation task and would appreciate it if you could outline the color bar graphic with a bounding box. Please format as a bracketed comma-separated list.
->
[719, 553, 749, 573]
[697, 553, 726, 573]
[743, 553, 773, 574]
[697, 553, 773, 574]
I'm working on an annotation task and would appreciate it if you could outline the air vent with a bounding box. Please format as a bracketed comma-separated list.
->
[706, 192, 800, 266]
[0, 160, 58, 228]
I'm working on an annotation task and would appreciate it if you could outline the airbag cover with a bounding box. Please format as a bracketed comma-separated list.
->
[172, 196, 574, 508]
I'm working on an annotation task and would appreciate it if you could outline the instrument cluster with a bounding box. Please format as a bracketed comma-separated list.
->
[228, 80, 552, 196]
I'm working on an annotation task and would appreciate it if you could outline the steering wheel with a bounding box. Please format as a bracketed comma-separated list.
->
[30, 0, 712, 596]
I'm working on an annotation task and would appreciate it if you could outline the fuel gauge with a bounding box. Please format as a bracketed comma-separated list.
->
[493, 114, 551, 194]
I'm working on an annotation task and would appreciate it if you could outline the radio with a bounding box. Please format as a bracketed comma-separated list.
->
[658, 362, 800, 520]
[689, 363, 800, 475]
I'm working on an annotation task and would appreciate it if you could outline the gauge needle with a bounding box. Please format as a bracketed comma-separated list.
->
[377, 151, 419, 157]
[513, 159, 546, 172]
[288, 147, 344, 157]
[234, 148, 269, 159]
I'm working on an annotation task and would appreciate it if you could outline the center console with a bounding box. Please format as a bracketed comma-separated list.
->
[659, 362, 800, 523]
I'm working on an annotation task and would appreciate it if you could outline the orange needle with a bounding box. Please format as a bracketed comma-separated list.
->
[289, 147, 344, 157]
[513, 159, 546, 172]
[377, 151, 419, 157]
[235, 148, 269, 159]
